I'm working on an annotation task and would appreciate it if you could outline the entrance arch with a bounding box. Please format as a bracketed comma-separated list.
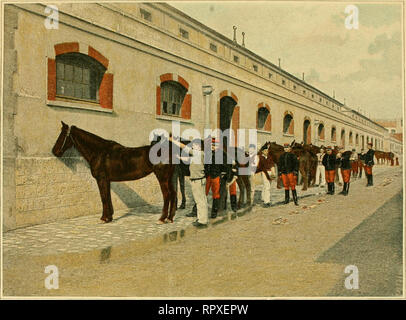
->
[303, 118, 311, 144]
[340, 129, 346, 148]
[217, 91, 239, 146]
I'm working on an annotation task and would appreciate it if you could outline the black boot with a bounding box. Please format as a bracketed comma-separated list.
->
[345, 183, 350, 196]
[327, 183, 332, 195]
[211, 198, 219, 218]
[292, 190, 299, 206]
[366, 174, 372, 187]
[331, 183, 335, 195]
[186, 203, 197, 217]
[284, 190, 290, 204]
[370, 175, 373, 186]
[230, 195, 237, 212]
[178, 199, 186, 210]
[339, 183, 347, 195]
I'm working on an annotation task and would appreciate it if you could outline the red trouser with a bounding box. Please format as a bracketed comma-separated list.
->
[341, 169, 351, 183]
[365, 165, 373, 175]
[229, 181, 237, 196]
[325, 170, 336, 183]
[351, 162, 358, 174]
[206, 176, 220, 199]
[281, 173, 297, 190]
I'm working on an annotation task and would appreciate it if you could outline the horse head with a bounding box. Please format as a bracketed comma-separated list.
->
[52, 121, 74, 157]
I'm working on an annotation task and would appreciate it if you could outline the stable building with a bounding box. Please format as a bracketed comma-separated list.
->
[3, 2, 395, 230]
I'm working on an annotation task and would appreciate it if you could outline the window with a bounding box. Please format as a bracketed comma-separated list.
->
[331, 127, 336, 141]
[140, 8, 152, 22]
[303, 90, 306, 95]
[326, 101, 329, 105]
[319, 97, 322, 102]
[318, 124, 325, 140]
[180, 28, 189, 39]
[160, 81, 187, 116]
[283, 113, 294, 134]
[312, 94, 314, 98]
[293, 85, 297, 90]
[210, 43, 217, 52]
[233, 55, 239, 63]
[282, 79, 286, 85]
[253, 64, 258, 72]
[269, 73, 273, 79]
[257, 107, 270, 130]
[56, 52, 105, 102]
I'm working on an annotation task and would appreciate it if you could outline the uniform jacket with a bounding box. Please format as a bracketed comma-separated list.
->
[205, 150, 232, 180]
[277, 152, 299, 175]
[365, 149, 375, 166]
[322, 153, 339, 171]
[339, 153, 352, 170]
[316, 152, 325, 165]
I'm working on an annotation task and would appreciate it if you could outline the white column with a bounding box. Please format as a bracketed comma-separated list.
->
[202, 85, 214, 131]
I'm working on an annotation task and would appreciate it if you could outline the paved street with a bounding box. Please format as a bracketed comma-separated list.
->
[2, 165, 403, 297]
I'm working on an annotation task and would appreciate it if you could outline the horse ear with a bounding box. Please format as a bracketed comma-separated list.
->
[61, 121, 68, 127]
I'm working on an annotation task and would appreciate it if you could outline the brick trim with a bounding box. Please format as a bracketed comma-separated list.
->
[88, 46, 109, 69]
[54, 42, 79, 56]
[47, 58, 56, 101]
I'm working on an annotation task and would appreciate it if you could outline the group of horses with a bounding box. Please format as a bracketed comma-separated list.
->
[52, 122, 397, 224]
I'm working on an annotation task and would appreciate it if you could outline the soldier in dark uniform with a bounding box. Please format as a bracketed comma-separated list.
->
[278, 143, 299, 205]
[322, 146, 340, 195]
[337, 148, 351, 196]
[205, 138, 223, 218]
[358, 148, 366, 178]
[365, 142, 375, 187]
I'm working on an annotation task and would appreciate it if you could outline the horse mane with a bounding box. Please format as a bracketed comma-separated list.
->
[72, 126, 124, 148]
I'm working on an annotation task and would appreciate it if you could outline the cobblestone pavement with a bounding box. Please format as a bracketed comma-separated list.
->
[2, 166, 397, 257]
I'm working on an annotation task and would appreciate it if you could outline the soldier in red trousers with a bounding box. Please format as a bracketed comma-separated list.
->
[322, 146, 340, 195]
[277, 143, 299, 205]
[337, 148, 352, 196]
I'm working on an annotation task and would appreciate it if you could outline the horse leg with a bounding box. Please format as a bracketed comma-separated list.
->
[167, 172, 178, 222]
[236, 176, 245, 208]
[96, 178, 113, 223]
[300, 166, 308, 191]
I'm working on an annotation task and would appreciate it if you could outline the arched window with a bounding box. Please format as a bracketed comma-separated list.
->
[56, 52, 106, 102]
[355, 133, 359, 146]
[160, 81, 187, 116]
[349, 131, 353, 145]
[318, 123, 325, 140]
[283, 112, 294, 135]
[257, 106, 271, 131]
[156, 73, 191, 119]
[331, 126, 336, 142]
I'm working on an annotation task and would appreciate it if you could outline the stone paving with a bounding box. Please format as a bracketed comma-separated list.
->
[2, 166, 394, 257]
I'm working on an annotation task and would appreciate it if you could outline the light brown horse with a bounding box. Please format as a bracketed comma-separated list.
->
[52, 122, 176, 223]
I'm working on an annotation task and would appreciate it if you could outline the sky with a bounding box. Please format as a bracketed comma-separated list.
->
[171, 1, 403, 120]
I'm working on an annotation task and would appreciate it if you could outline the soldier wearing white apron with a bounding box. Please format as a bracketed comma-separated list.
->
[315, 146, 326, 187]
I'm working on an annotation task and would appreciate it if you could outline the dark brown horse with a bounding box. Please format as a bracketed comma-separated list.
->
[52, 122, 176, 224]
[265, 141, 313, 191]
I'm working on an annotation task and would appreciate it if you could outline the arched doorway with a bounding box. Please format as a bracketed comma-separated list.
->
[303, 119, 311, 144]
[218, 92, 239, 147]
[331, 126, 337, 142]
[341, 129, 346, 148]
[361, 135, 365, 149]
[318, 123, 325, 141]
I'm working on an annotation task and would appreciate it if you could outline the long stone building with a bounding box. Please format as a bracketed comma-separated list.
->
[3, 3, 402, 230]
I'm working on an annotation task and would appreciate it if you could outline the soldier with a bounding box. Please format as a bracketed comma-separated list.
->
[350, 148, 359, 179]
[169, 137, 208, 228]
[315, 146, 326, 187]
[247, 143, 260, 205]
[365, 142, 375, 187]
[322, 146, 339, 195]
[278, 143, 299, 205]
[337, 148, 351, 196]
[359, 148, 366, 178]
[205, 138, 222, 218]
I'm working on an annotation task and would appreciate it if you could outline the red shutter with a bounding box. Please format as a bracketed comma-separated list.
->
[47, 58, 56, 100]
[181, 94, 192, 119]
[264, 114, 272, 131]
[156, 86, 161, 115]
[99, 73, 113, 109]
[289, 119, 294, 135]
[306, 124, 311, 144]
